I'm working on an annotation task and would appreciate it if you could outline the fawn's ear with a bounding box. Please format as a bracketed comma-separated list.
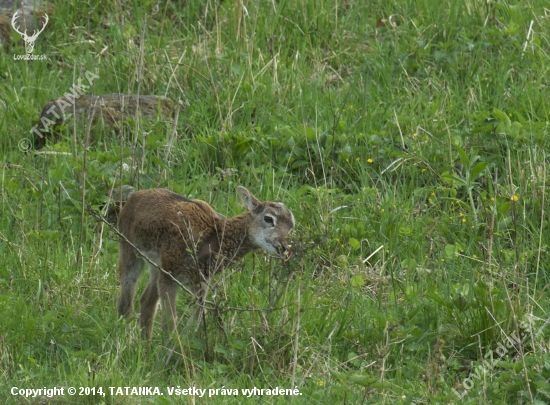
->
[237, 186, 261, 212]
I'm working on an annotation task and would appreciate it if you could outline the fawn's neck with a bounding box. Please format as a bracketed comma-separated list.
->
[216, 212, 256, 261]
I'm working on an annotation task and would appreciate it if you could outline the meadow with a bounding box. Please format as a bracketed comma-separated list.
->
[1, 0, 550, 403]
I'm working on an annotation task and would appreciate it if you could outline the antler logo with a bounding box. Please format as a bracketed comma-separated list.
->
[11, 10, 49, 55]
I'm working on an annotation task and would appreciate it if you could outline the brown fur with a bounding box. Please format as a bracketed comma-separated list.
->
[117, 187, 295, 339]
[33, 94, 174, 148]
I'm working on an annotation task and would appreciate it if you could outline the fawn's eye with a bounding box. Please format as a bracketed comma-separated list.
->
[264, 216, 274, 225]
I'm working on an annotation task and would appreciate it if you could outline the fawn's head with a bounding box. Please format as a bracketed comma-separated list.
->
[237, 186, 295, 257]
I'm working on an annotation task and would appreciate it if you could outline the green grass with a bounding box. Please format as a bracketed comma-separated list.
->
[1, 0, 550, 403]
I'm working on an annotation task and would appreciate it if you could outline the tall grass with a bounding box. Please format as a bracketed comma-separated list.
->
[1, 0, 549, 403]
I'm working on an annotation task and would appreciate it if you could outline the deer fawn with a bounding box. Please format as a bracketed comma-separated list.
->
[116, 186, 294, 339]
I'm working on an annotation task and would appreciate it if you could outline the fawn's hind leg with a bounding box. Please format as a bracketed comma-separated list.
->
[188, 281, 209, 332]
[158, 271, 180, 337]
[140, 263, 160, 340]
[118, 241, 145, 319]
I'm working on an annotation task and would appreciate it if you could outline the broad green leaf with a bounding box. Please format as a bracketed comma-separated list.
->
[470, 161, 488, 180]
[456, 145, 469, 167]
[302, 125, 316, 141]
[349, 238, 360, 249]
[347, 352, 361, 367]
[401, 258, 417, 269]
[348, 373, 385, 387]
[408, 304, 424, 320]
[151, 156, 170, 171]
[445, 244, 463, 259]
[440, 197, 470, 209]
[493, 108, 511, 127]
[351, 275, 365, 287]
[426, 290, 454, 309]
[441, 173, 466, 186]
[498, 202, 511, 214]
[347, 351, 359, 361]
